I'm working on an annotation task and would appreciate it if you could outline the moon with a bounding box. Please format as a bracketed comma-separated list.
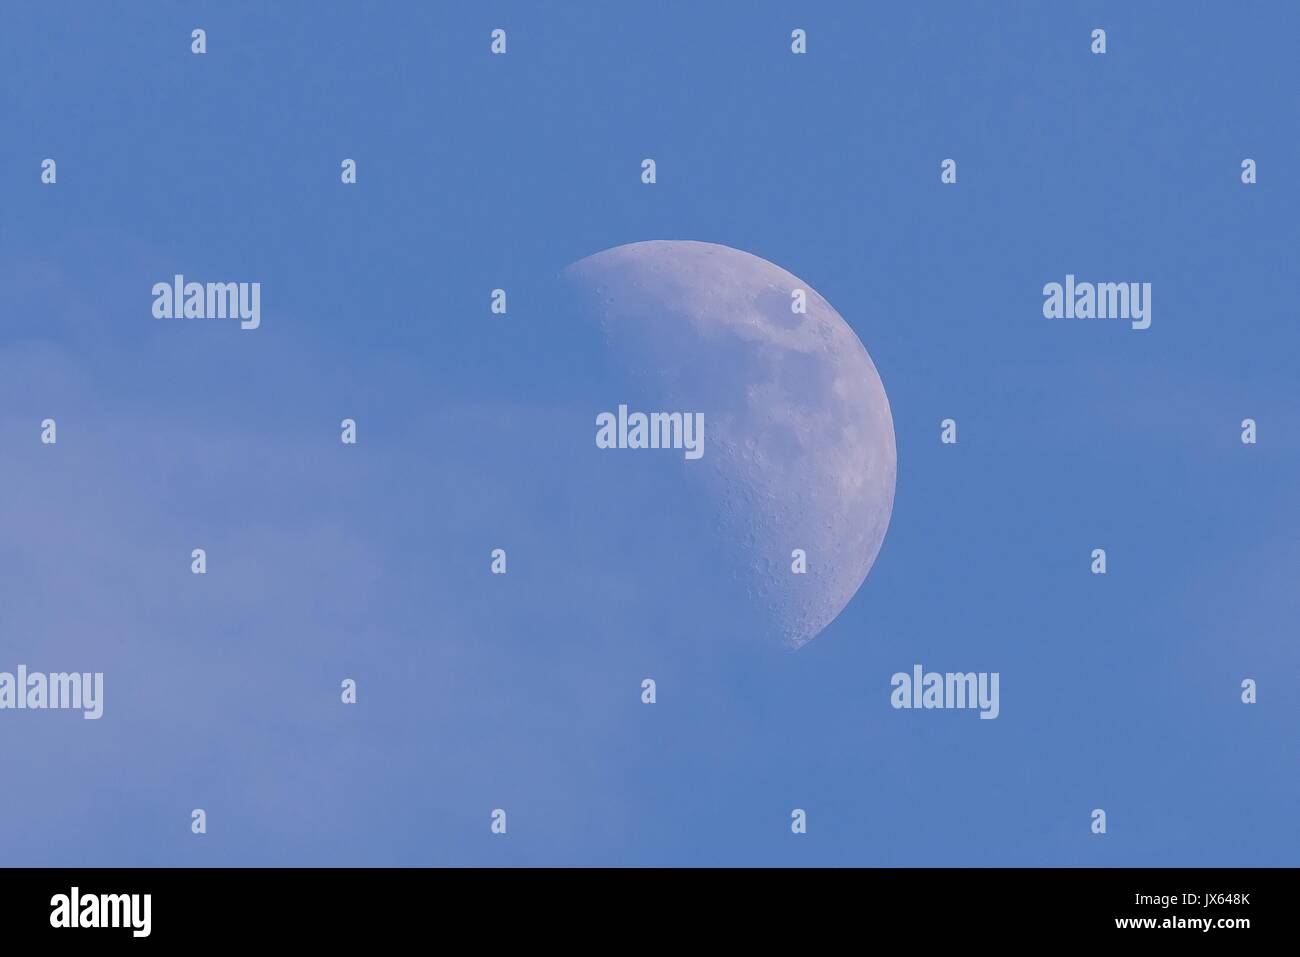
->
[561, 240, 896, 650]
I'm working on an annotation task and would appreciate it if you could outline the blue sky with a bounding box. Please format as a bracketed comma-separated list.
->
[1, 1, 1297, 866]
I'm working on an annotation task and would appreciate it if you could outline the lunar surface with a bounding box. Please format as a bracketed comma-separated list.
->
[562, 240, 896, 650]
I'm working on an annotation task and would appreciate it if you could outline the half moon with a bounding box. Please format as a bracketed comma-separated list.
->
[562, 240, 896, 650]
